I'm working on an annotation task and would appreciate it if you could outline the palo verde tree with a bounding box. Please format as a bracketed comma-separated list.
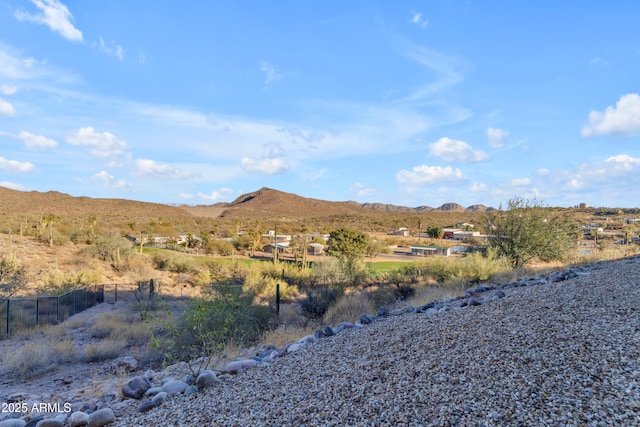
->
[327, 228, 370, 288]
[483, 197, 579, 268]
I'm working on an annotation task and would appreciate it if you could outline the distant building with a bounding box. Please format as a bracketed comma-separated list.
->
[579, 203, 589, 209]
[410, 245, 451, 257]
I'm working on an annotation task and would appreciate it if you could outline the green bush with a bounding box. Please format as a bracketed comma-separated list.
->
[299, 287, 337, 321]
[158, 282, 272, 377]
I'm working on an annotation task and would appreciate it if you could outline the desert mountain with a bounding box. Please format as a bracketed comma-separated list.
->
[0, 186, 194, 220]
[0, 186, 492, 222]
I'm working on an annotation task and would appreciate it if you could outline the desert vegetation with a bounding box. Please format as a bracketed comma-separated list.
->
[1, 189, 640, 383]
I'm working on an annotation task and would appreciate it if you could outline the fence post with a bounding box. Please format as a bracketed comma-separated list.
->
[56, 295, 60, 323]
[115, 284, 118, 302]
[36, 298, 39, 326]
[275, 283, 280, 318]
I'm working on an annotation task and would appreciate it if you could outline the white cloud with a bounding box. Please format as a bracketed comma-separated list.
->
[411, 11, 429, 28]
[15, 0, 83, 42]
[429, 137, 489, 163]
[135, 159, 194, 180]
[260, 61, 282, 88]
[241, 144, 289, 174]
[0, 156, 35, 173]
[0, 84, 17, 95]
[396, 165, 466, 185]
[0, 181, 26, 191]
[351, 182, 374, 197]
[178, 193, 193, 200]
[582, 93, 640, 137]
[241, 157, 289, 174]
[92, 171, 130, 189]
[67, 127, 129, 157]
[197, 188, 233, 201]
[17, 131, 58, 149]
[510, 177, 531, 186]
[470, 182, 488, 192]
[487, 127, 508, 148]
[0, 98, 16, 116]
[537, 168, 549, 176]
[93, 37, 124, 61]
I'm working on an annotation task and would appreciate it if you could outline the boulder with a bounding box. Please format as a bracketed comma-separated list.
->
[224, 359, 258, 374]
[110, 356, 138, 373]
[0, 420, 27, 427]
[161, 380, 189, 395]
[196, 370, 219, 389]
[299, 334, 318, 345]
[87, 408, 115, 427]
[138, 401, 157, 413]
[34, 420, 63, 427]
[121, 376, 150, 400]
[151, 392, 169, 405]
[68, 411, 89, 427]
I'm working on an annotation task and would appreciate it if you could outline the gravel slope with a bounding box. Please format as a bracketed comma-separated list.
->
[115, 257, 640, 426]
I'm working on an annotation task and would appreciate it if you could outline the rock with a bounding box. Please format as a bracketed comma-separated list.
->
[492, 290, 506, 301]
[467, 296, 484, 306]
[110, 356, 138, 373]
[359, 314, 377, 324]
[287, 342, 303, 353]
[224, 359, 258, 374]
[196, 370, 220, 389]
[151, 392, 169, 405]
[389, 308, 404, 316]
[0, 420, 27, 427]
[314, 329, 326, 338]
[121, 376, 150, 400]
[403, 305, 416, 314]
[24, 417, 44, 427]
[68, 411, 89, 427]
[144, 387, 162, 397]
[184, 386, 198, 396]
[138, 401, 157, 413]
[323, 326, 334, 337]
[161, 380, 189, 395]
[144, 369, 155, 381]
[299, 334, 318, 345]
[334, 322, 356, 333]
[416, 302, 435, 313]
[87, 408, 115, 427]
[34, 419, 63, 427]
[377, 306, 388, 316]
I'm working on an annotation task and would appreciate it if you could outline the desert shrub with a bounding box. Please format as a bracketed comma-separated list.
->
[83, 232, 131, 270]
[0, 253, 26, 297]
[393, 284, 416, 300]
[309, 258, 342, 286]
[299, 287, 337, 321]
[1, 342, 55, 379]
[151, 252, 170, 270]
[157, 282, 273, 377]
[90, 312, 151, 345]
[322, 292, 373, 325]
[43, 269, 102, 295]
[82, 339, 127, 362]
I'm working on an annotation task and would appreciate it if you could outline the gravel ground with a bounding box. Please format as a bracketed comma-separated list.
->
[115, 257, 640, 426]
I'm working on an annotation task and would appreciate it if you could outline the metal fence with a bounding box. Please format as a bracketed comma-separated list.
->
[0, 285, 104, 339]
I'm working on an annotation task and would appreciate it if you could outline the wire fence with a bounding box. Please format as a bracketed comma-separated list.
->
[0, 285, 105, 339]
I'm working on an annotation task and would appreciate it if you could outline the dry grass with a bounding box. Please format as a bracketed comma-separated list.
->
[261, 324, 317, 349]
[81, 339, 127, 362]
[322, 291, 374, 325]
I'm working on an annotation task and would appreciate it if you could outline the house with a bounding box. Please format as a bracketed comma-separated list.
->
[307, 243, 325, 255]
[389, 227, 410, 236]
[410, 245, 451, 257]
[442, 228, 460, 239]
[262, 241, 290, 254]
[452, 231, 480, 241]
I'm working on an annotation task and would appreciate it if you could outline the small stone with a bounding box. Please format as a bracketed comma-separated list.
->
[287, 342, 303, 353]
[144, 387, 162, 397]
[323, 326, 335, 337]
[184, 386, 198, 396]
[467, 296, 484, 306]
[0, 420, 27, 427]
[377, 306, 388, 316]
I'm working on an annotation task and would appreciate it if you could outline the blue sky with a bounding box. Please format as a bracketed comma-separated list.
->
[1, 1, 639, 208]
